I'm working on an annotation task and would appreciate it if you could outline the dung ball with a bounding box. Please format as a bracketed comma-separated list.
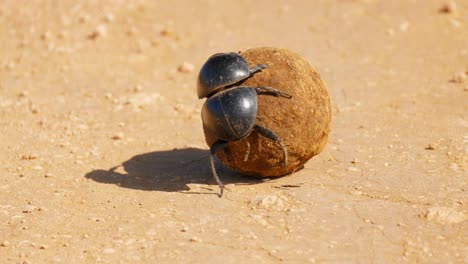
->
[203, 47, 331, 177]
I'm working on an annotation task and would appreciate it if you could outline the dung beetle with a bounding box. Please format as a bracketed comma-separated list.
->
[198, 52, 292, 197]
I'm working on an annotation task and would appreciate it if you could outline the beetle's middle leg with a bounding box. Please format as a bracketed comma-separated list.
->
[253, 124, 288, 170]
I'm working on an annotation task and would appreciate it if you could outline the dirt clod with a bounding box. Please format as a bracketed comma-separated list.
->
[423, 206, 467, 224]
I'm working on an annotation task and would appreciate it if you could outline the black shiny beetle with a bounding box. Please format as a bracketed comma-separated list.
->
[197, 52, 292, 197]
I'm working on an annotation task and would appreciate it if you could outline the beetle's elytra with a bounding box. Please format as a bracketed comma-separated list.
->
[197, 52, 292, 197]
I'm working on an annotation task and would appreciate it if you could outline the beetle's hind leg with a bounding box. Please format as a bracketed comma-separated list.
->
[249, 64, 267, 75]
[209, 140, 228, 197]
[253, 124, 289, 171]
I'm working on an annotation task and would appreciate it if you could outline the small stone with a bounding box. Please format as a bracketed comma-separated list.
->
[40, 31, 52, 41]
[88, 24, 108, 39]
[30, 105, 39, 114]
[449, 163, 459, 171]
[21, 154, 37, 160]
[181, 226, 189, 232]
[103, 248, 115, 254]
[33, 165, 43, 171]
[450, 71, 466, 83]
[1, 241, 10, 247]
[78, 13, 91, 23]
[127, 27, 138, 36]
[44, 173, 53, 178]
[253, 195, 285, 210]
[133, 84, 143, 92]
[351, 158, 359, 164]
[424, 206, 467, 224]
[103, 13, 115, 22]
[399, 21, 409, 32]
[178, 62, 194, 73]
[111, 132, 124, 140]
[57, 31, 68, 39]
[218, 229, 229, 234]
[160, 29, 174, 37]
[439, 1, 457, 13]
[22, 205, 36, 213]
[189, 237, 201, 242]
[425, 143, 438, 150]
[39, 245, 48, 249]
[4, 61, 15, 70]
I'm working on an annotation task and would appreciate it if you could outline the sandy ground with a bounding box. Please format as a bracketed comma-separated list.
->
[0, 0, 467, 263]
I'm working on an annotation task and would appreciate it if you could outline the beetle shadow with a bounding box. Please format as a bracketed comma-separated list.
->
[84, 148, 264, 195]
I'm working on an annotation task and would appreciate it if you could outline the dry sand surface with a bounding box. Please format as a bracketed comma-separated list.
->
[0, 0, 467, 263]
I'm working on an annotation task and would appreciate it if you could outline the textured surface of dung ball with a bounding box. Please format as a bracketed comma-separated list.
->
[203, 47, 331, 177]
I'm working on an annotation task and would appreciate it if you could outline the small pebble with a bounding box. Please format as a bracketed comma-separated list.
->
[78, 13, 91, 24]
[88, 24, 108, 39]
[451, 71, 466, 83]
[33, 165, 43, 171]
[425, 143, 438, 150]
[449, 163, 459, 171]
[18, 91, 29, 97]
[111, 132, 124, 140]
[57, 31, 68, 39]
[30, 105, 39, 114]
[160, 29, 174, 37]
[103, 13, 115, 22]
[351, 158, 359, 164]
[126, 27, 138, 36]
[22, 205, 36, 213]
[178, 62, 194, 73]
[103, 248, 115, 254]
[133, 84, 143, 92]
[189, 237, 201, 242]
[40, 31, 52, 41]
[399, 21, 409, 32]
[21, 154, 37, 160]
[439, 1, 457, 13]
[1, 241, 10, 247]
[424, 206, 467, 224]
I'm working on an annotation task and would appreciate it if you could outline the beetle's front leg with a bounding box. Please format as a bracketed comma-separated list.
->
[249, 64, 267, 75]
[255, 86, 292, 99]
[209, 140, 228, 197]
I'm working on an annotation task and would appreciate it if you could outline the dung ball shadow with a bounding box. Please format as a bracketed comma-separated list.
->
[84, 148, 264, 194]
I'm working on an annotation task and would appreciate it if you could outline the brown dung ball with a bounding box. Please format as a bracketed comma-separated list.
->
[203, 47, 331, 177]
